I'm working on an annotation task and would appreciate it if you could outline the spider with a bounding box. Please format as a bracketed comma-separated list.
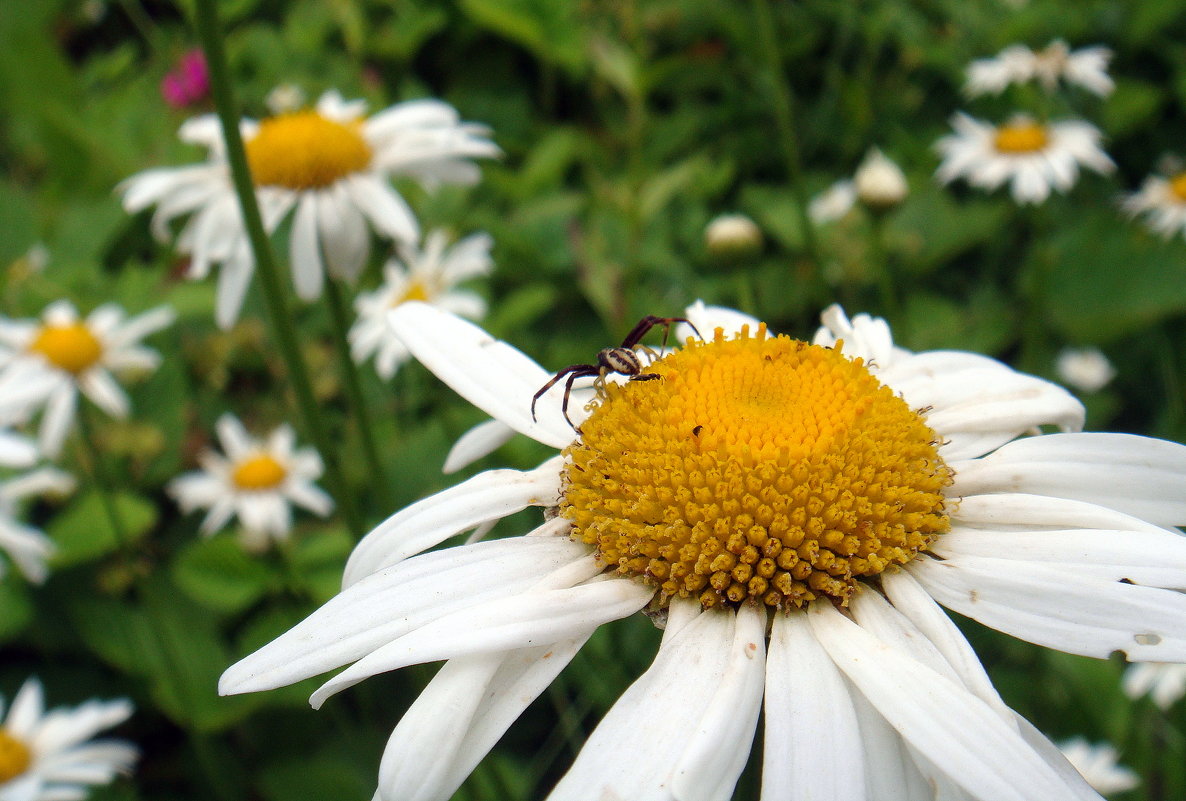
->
[531, 315, 701, 430]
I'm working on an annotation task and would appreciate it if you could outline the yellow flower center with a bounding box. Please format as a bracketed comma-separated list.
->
[28, 322, 103, 374]
[0, 729, 31, 784]
[560, 326, 952, 610]
[231, 454, 287, 490]
[993, 122, 1050, 154]
[1169, 172, 1186, 203]
[392, 280, 431, 307]
[245, 111, 373, 190]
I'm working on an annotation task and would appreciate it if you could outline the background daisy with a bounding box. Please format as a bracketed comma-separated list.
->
[965, 41, 1114, 97]
[168, 413, 333, 549]
[936, 113, 1114, 204]
[120, 91, 499, 328]
[1122, 169, 1186, 239]
[349, 230, 493, 380]
[0, 677, 136, 801]
[0, 301, 175, 457]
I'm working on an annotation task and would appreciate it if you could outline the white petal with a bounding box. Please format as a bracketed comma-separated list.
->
[342, 457, 563, 586]
[219, 536, 590, 694]
[78, 370, 129, 418]
[0, 431, 37, 468]
[952, 492, 1168, 535]
[909, 554, 1186, 661]
[316, 184, 369, 283]
[809, 602, 1098, 801]
[345, 175, 419, 244]
[442, 419, 517, 474]
[215, 244, 255, 330]
[950, 432, 1186, 526]
[39, 385, 78, 458]
[547, 608, 757, 801]
[309, 576, 650, 707]
[763, 611, 866, 801]
[388, 303, 575, 448]
[290, 193, 325, 300]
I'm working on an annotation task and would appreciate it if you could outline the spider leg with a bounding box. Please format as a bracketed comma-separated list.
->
[532, 364, 590, 421]
[561, 368, 598, 429]
[619, 315, 666, 350]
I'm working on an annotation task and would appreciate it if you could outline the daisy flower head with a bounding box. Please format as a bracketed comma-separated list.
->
[1056, 347, 1115, 394]
[119, 91, 500, 329]
[936, 113, 1114, 205]
[1122, 168, 1186, 240]
[0, 301, 175, 458]
[1122, 661, 1186, 710]
[219, 298, 1186, 801]
[0, 677, 136, 801]
[965, 40, 1114, 97]
[808, 179, 857, 224]
[168, 413, 333, 550]
[349, 230, 493, 380]
[1058, 739, 1138, 795]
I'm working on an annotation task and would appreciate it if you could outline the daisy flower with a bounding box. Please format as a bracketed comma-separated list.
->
[0, 301, 175, 458]
[0, 677, 136, 801]
[1122, 662, 1186, 710]
[704, 214, 763, 258]
[1058, 739, 1138, 795]
[808, 179, 857, 223]
[220, 300, 1186, 801]
[1056, 347, 1115, 393]
[0, 460, 74, 584]
[349, 230, 492, 380]
[1122, 169, 1186, 239]
[168, 413, 333, 550]
[119, 91, 500, 329]
[936, 113, 1114, 205]
[965, 41, 1114, 97]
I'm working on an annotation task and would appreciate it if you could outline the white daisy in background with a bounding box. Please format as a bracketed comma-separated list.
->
[1122, 168, 1186, 239]
[349, 230, 493, 380]
[810, 147, 908, 224]
[1122, 662, 1186, 710]
[0, 301, 175, 458]
[168, 413, 333, 550]
[220, 299, 1186, 801]
[965, 40, 1114, 97]
[0, 677, 136, 801]
[119, 90, 500, 328]
[936, 113, 1114, 205]
[1056, 347, 1116, 393]
[1058, 739, 1139, 795]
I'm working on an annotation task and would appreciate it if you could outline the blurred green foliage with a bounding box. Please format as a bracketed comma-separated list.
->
[3, 0, 1186, 799]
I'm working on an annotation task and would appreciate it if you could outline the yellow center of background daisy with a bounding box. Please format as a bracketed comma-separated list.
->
[29, 322, 103, 374]
[993, 122, 1049, 154]
[560, 326, 952, 610]
[0, 729, 31, 783]
[232, 454, 288, 490]
[394, 281, 431, 306]
[245, 111, 373, 190]
[1169, 173, 1186, 203]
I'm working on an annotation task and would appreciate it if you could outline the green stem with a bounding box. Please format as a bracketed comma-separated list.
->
[192, 0, 362, 535]
[323, 276, 390, 506]
[75, 404, 129, 549]
[868, 212, 899, 324]
[750, 0, 825, 281]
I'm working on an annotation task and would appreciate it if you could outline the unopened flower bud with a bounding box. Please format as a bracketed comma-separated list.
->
[855, 148, 908, 210]
[705, 214, 763, 259]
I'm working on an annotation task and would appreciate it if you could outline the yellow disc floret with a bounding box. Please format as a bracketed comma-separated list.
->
[29, 323, 103, 374]
[560, 325, 952, 610]
[993, 121, 1050, 154]
[394, 280, 431, 306]
[232, 454, 288, 491]
[0, 729, 31, 784]
[245, 111, 373, 190]
[1170, 172, 1186, 203]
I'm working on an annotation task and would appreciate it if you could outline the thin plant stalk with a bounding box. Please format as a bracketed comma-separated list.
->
[750, 0, 825, 279]
[192, 0, 362, 534]
[323, 275, 390, 503]
[867, 212, 900, 323]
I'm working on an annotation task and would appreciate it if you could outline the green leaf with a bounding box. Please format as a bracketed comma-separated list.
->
[286, 528, 354, 603]
[172, 536, 275, 614]
[460, 0, 587, 75]
[0, 579, 32, 642]
[48, 491, 156, 568]
[1040, 209, 1186, 343]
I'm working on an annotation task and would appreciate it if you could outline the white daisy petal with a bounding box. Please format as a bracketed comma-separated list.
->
[442, 419, 517, 474]
[763, 611, 866, 801]
[810, 602, 1095, 801]
[910, 554, 1186, 660]
[343, 457, 563, 586]
[289, 193, 325, 301]
[220, 536, 591, 695]
[388, 303, 574, 448]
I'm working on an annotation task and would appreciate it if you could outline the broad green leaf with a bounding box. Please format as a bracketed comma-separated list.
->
[172, 536, 275, 614]
[48, 491, 156, 568]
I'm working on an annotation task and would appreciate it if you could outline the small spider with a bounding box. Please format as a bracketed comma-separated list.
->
[531, 315, 701, 430]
